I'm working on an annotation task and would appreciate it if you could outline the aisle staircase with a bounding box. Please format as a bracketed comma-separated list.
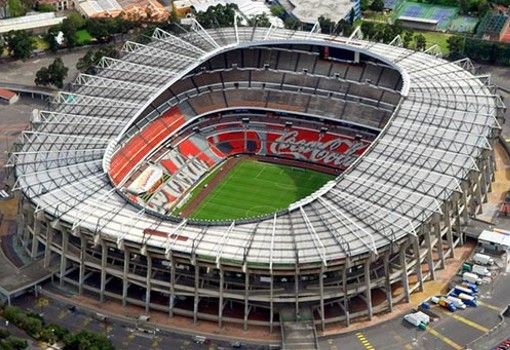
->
[280, 306, 319, 350]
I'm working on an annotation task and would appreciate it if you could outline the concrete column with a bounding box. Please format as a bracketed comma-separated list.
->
[475, 173, 483, 214]
[43, 224, 53, 268]
[269, 273, 274, 334]
[244, 271, 249, 331]
[433, 215, 445, 269]
[169, 254, 175, 317]
[453, 195, 463, 245]
[413, 237, 423, 292]
[193, 265, 199, 324]
[383, 253, 393, 312]
[78, 233, 86, 295]
[399, 244, 410, 303]
[461, 182, 469, 224]
[480, 161, 488, 201]
[424, 225, 435, 280]
[294, 266, 299, 319]
[342, 265, 350, 327]
[444, 201, 455, 259]
[59, 230, 68, 287]
[319, 269, 325, 331]
[100, 240, 107, 303]
[218, 267, 224, 328]
[31, 218, 40, 258]
[364, 258, 373, 320]
[122, 250, 129, 307]
[145, 254, 152, 313]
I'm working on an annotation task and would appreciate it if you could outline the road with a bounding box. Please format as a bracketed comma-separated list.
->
[0, 47, 94, 87]
[12, 292, 267, 350]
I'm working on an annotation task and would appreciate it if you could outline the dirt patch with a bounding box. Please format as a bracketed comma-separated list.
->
[179, 157, 241, 217]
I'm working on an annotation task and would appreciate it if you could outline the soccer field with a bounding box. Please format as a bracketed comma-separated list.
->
[189, 159, 335, 220]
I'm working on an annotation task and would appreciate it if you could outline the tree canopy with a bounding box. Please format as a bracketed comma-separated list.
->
[35, 58, 69, 88]
[414, 33, 426, 50]
[370, 0, 384, 12]
[195, 4, 238, 28]
[5, 30, 34, 60]
[76, 46, 119, 74]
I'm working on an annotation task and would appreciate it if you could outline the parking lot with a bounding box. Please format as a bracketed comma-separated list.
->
[319, 248, 510, 350]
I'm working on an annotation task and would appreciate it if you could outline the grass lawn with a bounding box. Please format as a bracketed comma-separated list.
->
[418, 30, 452, 56]
[76, 29, 93, 45]
[34, 36, 49, 51]
[189, 159, 335, 220]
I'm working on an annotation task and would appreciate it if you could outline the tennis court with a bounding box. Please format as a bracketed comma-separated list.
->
[393, 1, 458, 31]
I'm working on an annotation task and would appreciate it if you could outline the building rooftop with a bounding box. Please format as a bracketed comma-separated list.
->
[287, 0, 355, 25]
[12, 27, 502, 269]
[0, 12, 64, 34]
[0, 89, 16, 100]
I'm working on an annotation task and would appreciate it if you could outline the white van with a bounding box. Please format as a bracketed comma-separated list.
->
[463, 272, 481, 284]
[473, 253, 494, 266]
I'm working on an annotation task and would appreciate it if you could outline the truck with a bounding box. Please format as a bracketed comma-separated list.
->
[430, 296, 456, 312]
[438, 298, 457, 312]
[472, 264, 491, 277]
[463, 271, 481, 285]
[461, 281, 479, 293]
[404, 312, 427, 329]
[473, 253, 494, 266]
[456, 293, 478, 307]
[454, 285, 476, 296]
[446, 295, 466, 310]
[413, 311, 430, 325]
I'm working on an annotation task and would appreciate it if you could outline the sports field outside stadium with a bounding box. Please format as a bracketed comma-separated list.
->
[184, 159, 335, 220]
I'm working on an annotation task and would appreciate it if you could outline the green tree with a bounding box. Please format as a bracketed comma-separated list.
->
[86, 19, 112, 41]
[248, 13, 271, 27]
[7, 0, 25, 17]
[63, 331, 114, 350]
[35, 3, 55, 11]
[45, 26, 61, 52]
[61, 18, 79, 48]
[318, 15, 335, 34]
[403, 30, 414, 48]
[414, 33, 426, 50]
[270, 4, 285, 18]
[76, 46, 119, 74]
[35, 58, 68, 88]
[2, 336, 28, 349]
[284, 17, 300, 29]
[5, 30, 34, 59]
[370, 0, 384, 12]
[337, 19, 353, 36]
[66, 12, 86, 29]
[360, 21, 375, 39]
[195, 4, 238, 28]
[447, 35, 465, 59]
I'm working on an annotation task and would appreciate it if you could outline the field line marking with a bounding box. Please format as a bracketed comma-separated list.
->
[426, 328, 462, 350]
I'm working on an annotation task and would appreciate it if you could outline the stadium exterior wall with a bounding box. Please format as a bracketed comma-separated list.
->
[17, 145, 495, 331]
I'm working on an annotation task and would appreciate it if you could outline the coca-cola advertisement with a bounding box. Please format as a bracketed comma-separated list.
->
[266, 128, 369, 170]
[209, 126, 370, 170]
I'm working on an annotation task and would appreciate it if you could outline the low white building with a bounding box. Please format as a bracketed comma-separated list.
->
[0, 12, 65, 34]
[478, 229, 510, 252]
[0, 89, 19, 105]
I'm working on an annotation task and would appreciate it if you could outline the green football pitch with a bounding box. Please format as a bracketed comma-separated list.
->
[189, 159, 335, 220]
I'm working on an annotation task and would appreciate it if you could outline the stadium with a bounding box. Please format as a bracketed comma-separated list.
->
[10, 24, 504, 333]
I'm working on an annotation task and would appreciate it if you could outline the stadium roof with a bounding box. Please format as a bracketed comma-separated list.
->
[12, 25, 503, 269]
